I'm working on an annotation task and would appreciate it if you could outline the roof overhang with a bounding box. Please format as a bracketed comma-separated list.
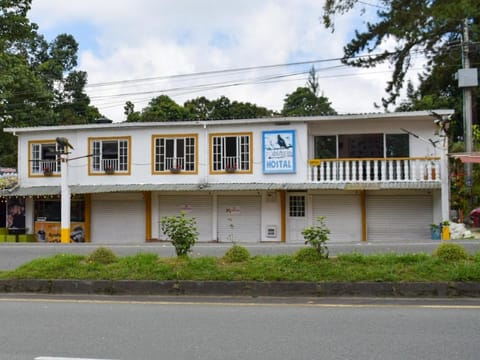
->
[3, 109, 455, 134]
[1, 181, 441, 197]
[450, 152, 480, 163]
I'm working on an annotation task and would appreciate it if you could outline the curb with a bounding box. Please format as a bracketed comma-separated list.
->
[0, 280, 480, 297]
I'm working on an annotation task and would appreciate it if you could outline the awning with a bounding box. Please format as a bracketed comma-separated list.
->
[450, 152, 480, 163]
[1, 181, 441, 197]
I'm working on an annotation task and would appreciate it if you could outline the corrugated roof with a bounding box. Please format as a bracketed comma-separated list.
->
[1, 181, 441, 197]
[4, 110, 455, 133]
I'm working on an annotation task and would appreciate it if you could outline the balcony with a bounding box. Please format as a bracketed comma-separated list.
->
[308, 157, 441, 187]
[38, 160, 60, 175]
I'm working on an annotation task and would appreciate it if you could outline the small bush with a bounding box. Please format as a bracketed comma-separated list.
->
[473, 252, 480, 263]
[160, 212, 198, 256]
[301, 216, 330, 259]
[293, 247, 321, 262]
[223, 245, 250, 263]
[433, 243, 469, 262]
[87, 247, 117, 265]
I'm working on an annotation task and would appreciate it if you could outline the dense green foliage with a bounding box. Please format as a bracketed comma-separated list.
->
[222, 245, 251, 263]
[125, 95, 275, 122]
[86, 247, 118, 265]
[160, 212, 199, 256]
[281, 87, 336, 116]
[323, 0, 480, 108]
[125, 68, 337, 121]
[0, 0, 101, 166]
[2, 245, 480, 282]
[433, 242, 469, 262]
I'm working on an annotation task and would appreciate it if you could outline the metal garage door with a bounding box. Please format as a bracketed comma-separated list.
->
[91, 194, 145, 243]
[158, 195, 213, 242]
[218, 195, 261, 243]
[366, 194, 432, 241]
[312, 194, 362, 243]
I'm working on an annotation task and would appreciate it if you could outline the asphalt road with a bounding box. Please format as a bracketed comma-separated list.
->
[1, 239, 480, 270]
[1, 296, 479, 360]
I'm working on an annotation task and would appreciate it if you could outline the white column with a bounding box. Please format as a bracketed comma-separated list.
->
[440, 142, 450, 222]
[60, 153, 71, 243]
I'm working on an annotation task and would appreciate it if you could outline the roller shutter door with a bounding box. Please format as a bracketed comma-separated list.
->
[91, 196, 145, 243]
[312, 195, 362, 243]
[158, 195, 213, 242]
[367, 194, 432, 241]
[218, 195, 261, 242]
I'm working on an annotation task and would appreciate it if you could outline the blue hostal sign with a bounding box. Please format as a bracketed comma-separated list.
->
[262, 130, 296, 174]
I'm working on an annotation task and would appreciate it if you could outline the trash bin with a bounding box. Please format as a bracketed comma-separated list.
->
[430, 224, 441, 240]
[441, 224, 450, 241]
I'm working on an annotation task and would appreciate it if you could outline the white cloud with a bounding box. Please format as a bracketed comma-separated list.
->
[29, 0, 406, 122]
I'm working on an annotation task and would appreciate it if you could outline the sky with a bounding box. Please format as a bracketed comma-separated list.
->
[28, 0, 422, 122]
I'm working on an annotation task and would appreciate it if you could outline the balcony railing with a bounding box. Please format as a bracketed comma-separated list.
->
[38, 160, 59, 175]
[165, 157, 184, 170]
[308, 157, 440, 183]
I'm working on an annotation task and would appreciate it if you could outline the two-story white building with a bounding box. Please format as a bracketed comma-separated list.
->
[1, 110, 452, 244]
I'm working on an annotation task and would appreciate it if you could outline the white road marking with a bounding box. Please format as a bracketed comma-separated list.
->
[35, 357, 118, 360]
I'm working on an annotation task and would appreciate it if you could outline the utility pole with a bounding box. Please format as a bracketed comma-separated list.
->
[462, 18, 473, 188]
[459, 18, 479, 212]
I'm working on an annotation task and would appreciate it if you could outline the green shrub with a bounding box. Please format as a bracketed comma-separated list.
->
[293, 247, 321, 262]
[474, 252, 480, 263]
[301, 216, 330, 259]
[87, 247, 117, 265]
[433, 243, 469, 262]
[222, 245, 250, 263]
[160, 212, 198, 256]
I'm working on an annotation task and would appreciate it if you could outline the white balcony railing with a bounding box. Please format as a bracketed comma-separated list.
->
[308, 157, 440, 183]
[39, 160, 59, 174]
[165, 157, 184, 170]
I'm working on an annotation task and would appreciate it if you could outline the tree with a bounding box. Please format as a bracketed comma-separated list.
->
[0, 0, 37, 53]
[186, 96, 273, 120]
[184, 96, 214, 119]
[322, 0, 480, 108]
[141, 95, 189, 121]
[282, 87, 336, 116]
[307, 65, 319, 95]
[124, 101, 141, 122]
[0, 1, 101, 166]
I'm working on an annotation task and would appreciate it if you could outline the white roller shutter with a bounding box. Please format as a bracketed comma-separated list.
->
[91, 195, 145, 244]
[158, 195, 213, 242]
[367, 194, 432, 241]
[312, 194, 361, 243]
[217, 195, 261, 243]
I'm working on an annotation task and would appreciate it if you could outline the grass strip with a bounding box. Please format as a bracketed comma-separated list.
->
[1, 250, 480, 282]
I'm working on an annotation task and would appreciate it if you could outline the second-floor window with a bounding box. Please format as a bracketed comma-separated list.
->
[153, 135, 197, 173]
[89, 137, 130, 174]
[210, 132, 252, 173]
[29, 141, 60, 176]
[314, 134, 409, 159]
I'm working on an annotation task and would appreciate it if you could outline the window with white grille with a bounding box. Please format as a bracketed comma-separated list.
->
[89, 137, 130, 174]
[153, 135, 196, 173]
[210, 133, 252, 173]
[289, 195, 305, 217]
[29, 141, 61, 176]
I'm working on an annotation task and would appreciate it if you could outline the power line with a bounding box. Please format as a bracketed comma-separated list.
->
[84, 57, 346, 88]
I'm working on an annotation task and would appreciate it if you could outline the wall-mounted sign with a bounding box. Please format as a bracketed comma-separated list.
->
[262, 130, 296, 174]
[180, 204, 193, 213]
